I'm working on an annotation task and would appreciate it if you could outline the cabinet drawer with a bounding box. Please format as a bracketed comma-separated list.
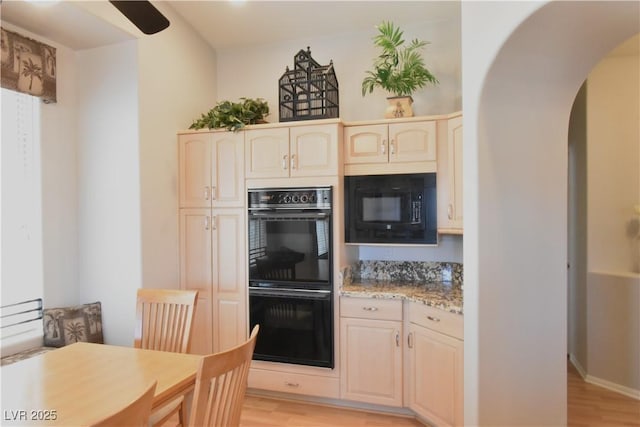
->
[409, 302, 463, 340]
[340, 297, 402, 321]
[248, 368, 339, 399]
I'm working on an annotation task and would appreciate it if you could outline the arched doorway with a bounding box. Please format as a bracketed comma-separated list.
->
[461, 2, 640, 425]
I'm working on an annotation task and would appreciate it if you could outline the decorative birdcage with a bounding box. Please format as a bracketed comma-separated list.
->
[279, 47, 339, 122]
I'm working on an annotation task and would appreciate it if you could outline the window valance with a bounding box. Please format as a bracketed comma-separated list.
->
[1, 27, 56, 103]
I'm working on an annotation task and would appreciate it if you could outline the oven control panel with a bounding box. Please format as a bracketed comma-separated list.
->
[248, 187, 332, 210]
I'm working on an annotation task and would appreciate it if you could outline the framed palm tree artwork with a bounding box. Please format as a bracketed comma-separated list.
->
[0, 27, 56, 103]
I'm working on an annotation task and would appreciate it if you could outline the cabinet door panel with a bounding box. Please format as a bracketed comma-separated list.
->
[340, 317, 403, 407]
[216, 300, 244, 352]
[389, 121, 436, 163]
[448, 116, 463, 228]
[212, 209, 246, 353]
[290, 124, 338, 177]
[212, 132, 245, 207]
[179, 209, 212, 294]
[179, 209, 213, 355]
[410, 324, 463, 427]
[191, 294, 213, 355]
[344, 124, 388, 164]
[245, 128, 289, 178]
[179, 134, 213, 208]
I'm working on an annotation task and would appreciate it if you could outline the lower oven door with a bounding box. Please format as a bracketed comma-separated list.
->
[249, 287, 333, 368]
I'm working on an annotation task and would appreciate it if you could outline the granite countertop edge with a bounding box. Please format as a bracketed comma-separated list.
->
[340, 280, 464, 315]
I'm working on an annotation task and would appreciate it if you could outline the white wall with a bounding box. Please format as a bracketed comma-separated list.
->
[462, 1, 639, 425]
[0, 23, 80, 308]
[137, 3, 217, 291]
[76, 41, 141, 346]
[568, 84, 588, 371]
[587, 272, 640, 395]
[215, 18, 461, 123]
[587, 48, 640, 274]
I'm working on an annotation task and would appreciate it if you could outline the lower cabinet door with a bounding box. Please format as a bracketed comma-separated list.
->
[340, 317, 403, 407]
[409, 323, 464, 426]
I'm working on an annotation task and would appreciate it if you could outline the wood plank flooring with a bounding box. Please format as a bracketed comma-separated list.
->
[163, 362, 639, 426]
[567, 362, 640, 427]
[238, 363, 639, 426]
[240, 395, 422, 426]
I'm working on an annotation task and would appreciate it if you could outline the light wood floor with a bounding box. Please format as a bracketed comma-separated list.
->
[237, 363, 640, 426]
[567, 362, 640, 426]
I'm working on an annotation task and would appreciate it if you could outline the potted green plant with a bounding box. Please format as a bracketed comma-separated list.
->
[361, 21, 439, 118]
[189, 97, 269, 132]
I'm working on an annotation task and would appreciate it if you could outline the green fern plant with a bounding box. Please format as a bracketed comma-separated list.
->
[362, 21, 438, 97]
[189, 98, 269, 132]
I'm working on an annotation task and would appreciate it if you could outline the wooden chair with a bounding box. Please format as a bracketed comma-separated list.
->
[91, 381, 157, 427]
[134, 289, 198, 353]
[134, 289, 198, 427]
[188, 325, 260, 427]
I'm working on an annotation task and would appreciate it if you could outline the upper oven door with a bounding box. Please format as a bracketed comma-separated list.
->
[248, 211, 332, 287]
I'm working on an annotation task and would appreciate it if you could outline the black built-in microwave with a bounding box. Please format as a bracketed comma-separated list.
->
[345, 173, 437, 244]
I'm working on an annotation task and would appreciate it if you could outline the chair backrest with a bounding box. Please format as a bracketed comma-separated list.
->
[188, 325, 259, 427]
[91, 381, 157, 427]
[135, 289, 198, 353]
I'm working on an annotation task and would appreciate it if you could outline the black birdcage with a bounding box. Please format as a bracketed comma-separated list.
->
[279, 47, 339, 122]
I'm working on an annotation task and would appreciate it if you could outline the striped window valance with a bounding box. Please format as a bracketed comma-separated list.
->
[1, 27, 56, 103]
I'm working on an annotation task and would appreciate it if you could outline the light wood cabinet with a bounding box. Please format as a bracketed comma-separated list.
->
[344, 120, 437, 175]
[179, 208, 246, 355]
[245, 123, 340, 179]
[178, 131, 244, 208]
[178, 129, 247, 356]
[438, 113, 463, 234]
[340, 297, 403, 407]
[408, 302, 463, 426]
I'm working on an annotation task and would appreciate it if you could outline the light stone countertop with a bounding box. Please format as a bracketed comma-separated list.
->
[340, 279, 463, 315]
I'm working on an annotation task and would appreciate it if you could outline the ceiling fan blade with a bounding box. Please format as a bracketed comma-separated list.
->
[109, 1, 170, 35]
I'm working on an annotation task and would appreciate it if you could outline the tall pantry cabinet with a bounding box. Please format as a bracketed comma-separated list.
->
[178, 130, 247, 355]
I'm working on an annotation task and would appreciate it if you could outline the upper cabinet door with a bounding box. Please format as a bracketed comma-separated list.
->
[245, 128, 290, 179]
[290, 124, 339, 177]
[389, 121, 437, 164]
[447, 116, 463, 229]
[179, 133, 213, 208]
[211, 132, 245, 208]
[179, 132, 245, 208]
[344, 124, 388, 165]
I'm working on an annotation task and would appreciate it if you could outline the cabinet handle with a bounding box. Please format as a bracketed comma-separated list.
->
[284, 382, 299, 388]
[426, 315, 441, 323]
[447, 204, 453, 220]
[381, 139, 387, 155]
[282, 155, 288, 170]
[211, 215, 217, 230]
[408, 332, 413, 348]
[204, 186, 210, 201]
[395, 331, 400, 347]
[204, 216, 210, 231]
[390, 139, 395, 155]
[290, 154, 296, 170]
[211, 186, 216, 200]
[361, 306, 378, 311]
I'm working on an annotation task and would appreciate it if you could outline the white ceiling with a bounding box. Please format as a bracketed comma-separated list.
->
[166, 1, 460, 50]
[0, 0, 460, 50]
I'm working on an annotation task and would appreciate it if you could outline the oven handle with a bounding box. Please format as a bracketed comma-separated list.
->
[249, 287, 332, 299]
[248, 211, 329, 218]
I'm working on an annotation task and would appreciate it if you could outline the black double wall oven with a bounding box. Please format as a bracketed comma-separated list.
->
[248, 187, 333, 368]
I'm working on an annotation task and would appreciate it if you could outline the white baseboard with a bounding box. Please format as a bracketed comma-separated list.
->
[584, 374, 640, 400]
[568, 354, 587, 379]
[569, 353, 640, 400]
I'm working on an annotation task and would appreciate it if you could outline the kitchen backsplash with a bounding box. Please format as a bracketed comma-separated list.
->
[343, 260, 463, 286]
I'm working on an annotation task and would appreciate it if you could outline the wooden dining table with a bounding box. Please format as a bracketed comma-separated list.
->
[0, 342, 203, 426]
